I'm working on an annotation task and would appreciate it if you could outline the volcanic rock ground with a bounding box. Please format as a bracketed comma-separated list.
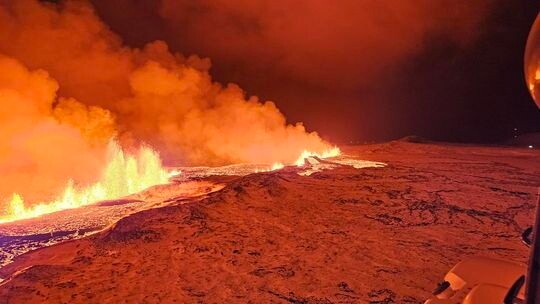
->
[0, 141, 538, 303]
[0, 181, 223, 267]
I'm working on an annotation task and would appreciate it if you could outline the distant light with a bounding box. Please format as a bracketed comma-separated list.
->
[528, 145, 534, 149]
[514, 127, 518, 131]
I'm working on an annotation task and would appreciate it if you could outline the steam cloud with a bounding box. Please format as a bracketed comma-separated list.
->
[154, 0, 494, 90]
[0, 0, 330, 207]
[0, 55, 110, 204]
[91, 0, 496, 139]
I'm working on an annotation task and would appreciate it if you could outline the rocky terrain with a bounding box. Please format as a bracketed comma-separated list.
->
[0, 141, 538, 303]
[0, 181, 223, 267]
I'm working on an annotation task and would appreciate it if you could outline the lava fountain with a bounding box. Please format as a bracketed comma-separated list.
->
[294, 147, 342, 166]
[0, 0, 343, 224]
[0, 142, 170, 224]
[0, 143, 343, 224]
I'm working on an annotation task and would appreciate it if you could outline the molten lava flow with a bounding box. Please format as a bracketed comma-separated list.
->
[294, 147, 341, 166]
[249, 147, 341, 173]
[255, 148, 340, 172]
[0, 142, 170, 224]
[256, 147, 341, 172]
[271, 162, 285, 170]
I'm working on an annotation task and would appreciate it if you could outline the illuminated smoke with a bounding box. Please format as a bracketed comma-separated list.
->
[0, 55, 111, 210]
[0, 142, 169, 223]
[0, 0, 332, 212]
[152, 0, 494, 91]
[0, 0, 330, 165]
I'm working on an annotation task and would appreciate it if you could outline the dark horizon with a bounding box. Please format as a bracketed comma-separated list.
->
[91, 0, 539, 145]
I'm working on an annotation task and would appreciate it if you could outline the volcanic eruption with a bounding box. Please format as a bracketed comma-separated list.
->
[0, 0, 339, 222]
[0, 1, 538, 303]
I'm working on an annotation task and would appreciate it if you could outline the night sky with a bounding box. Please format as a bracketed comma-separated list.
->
[92, 0, 539, 144]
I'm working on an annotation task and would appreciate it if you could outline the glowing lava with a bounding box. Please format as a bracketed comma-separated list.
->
[271, 162, 285, 170]
[0, 142, 170, 224]
[0, 145, 342, 224]
[294, 147, 341, 166]
[255, 147, 340, 172]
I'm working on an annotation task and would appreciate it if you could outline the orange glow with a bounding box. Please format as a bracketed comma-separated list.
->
[294, 147, 341, 166]
[0, 142, 170, 224]
[0, 0, 343, 222]
[271, 162, 285, 170]
[525, 14, 540, 106]
[255, 147, 341, 172]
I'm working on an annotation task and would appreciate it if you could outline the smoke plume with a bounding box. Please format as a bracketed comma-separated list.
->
[0, 55, 111, 205]
[91, 0, 498, 140]
[0, 0, 331, 207]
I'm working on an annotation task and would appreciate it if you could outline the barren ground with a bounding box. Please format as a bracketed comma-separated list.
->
[0, 141, 538, 303]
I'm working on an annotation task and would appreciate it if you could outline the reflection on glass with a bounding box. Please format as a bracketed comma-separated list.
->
[525, 13, 540, 107]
